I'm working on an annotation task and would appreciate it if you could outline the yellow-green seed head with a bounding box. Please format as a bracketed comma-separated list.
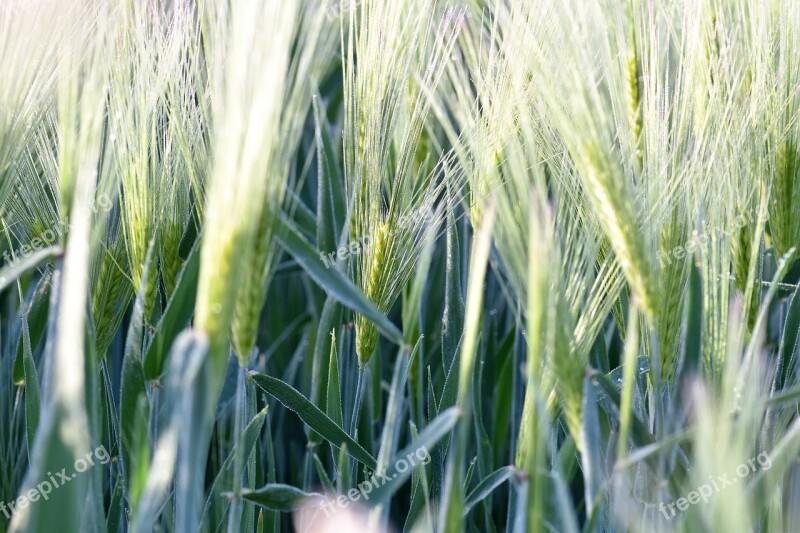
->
[355, 221, 389, 365]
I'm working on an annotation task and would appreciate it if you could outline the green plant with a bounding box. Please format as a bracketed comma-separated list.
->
[3, 1, 800, 532]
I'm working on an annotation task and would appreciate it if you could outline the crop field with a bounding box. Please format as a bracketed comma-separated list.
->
[2, 0, 800, 532]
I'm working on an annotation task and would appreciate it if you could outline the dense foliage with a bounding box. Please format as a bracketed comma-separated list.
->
[2, 1, 800, 532]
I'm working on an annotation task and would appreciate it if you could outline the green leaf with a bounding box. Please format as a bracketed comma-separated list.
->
[749, 417, 800, 515]
[594, 356, 650, 402]
[174, 332, 219, 533]
[766, 385, 800, 407]
[119, 270, 149, 508]
[131, 330, 211, 533]
[439, 206, 495, 533]
[14, 274, 50, 385]
[249, 371, 377, 470]
[676, 263, 702, 385]
[545, 470, 580, 533]
[581, 374, 605, 523]
[778, 281, 800, 389]
[239, 484, 322, 512]
[589, 370, 674, 480]
[0, 245, 59, 293]
[326, 332, 343, 429]
[492, 328, 516, 464]
[287, 191, 318, 240]
[367, 344, 419, 525]
[11, 242, 89, 531]
[142, 238, 201, 379]
[276, 215, 404, 346]
[106, 475, 126, 533]
[441, 205, 464, 369]
[313, 95, 345, 255]
[312, 454, 335, 494]
[376, 343, 418, 473]
[402, 425, 434, 533]
[201, 407, 268, 531]
[590, 370, 656, 449]
[263, 408, 279, 533]
[463, 466, 516, 515]
[336, 443, 351, 494]
[617, 304, 640, 463]
[613, 430, 692, 472]
[368, 406, 462, 505]
[22, 318, 40, 455]
[310, 297, 342, 447]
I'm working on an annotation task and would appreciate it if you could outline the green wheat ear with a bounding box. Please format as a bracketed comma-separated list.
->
[197, 228, 241, 359]
[355, 220, 389, 365]
[231, 207, 274, 365]
[732, 218, 760, 330]
[92, 234, 133, 358]
[159, 169, 191, 300]
[554, 313, 585, 452]
[145, 256, 159, 321]
[580, 143, 655, 321]
[657, 219, 689, 381]
[626, 6, 642, 169]
[770, 140, 800, 259]
[626, 56, 643, 169]
[124, 219, 159, 323]
[159, 218, 182, 298]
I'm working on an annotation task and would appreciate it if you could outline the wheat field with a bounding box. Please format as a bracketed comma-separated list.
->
[1, 0, 800, 532]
